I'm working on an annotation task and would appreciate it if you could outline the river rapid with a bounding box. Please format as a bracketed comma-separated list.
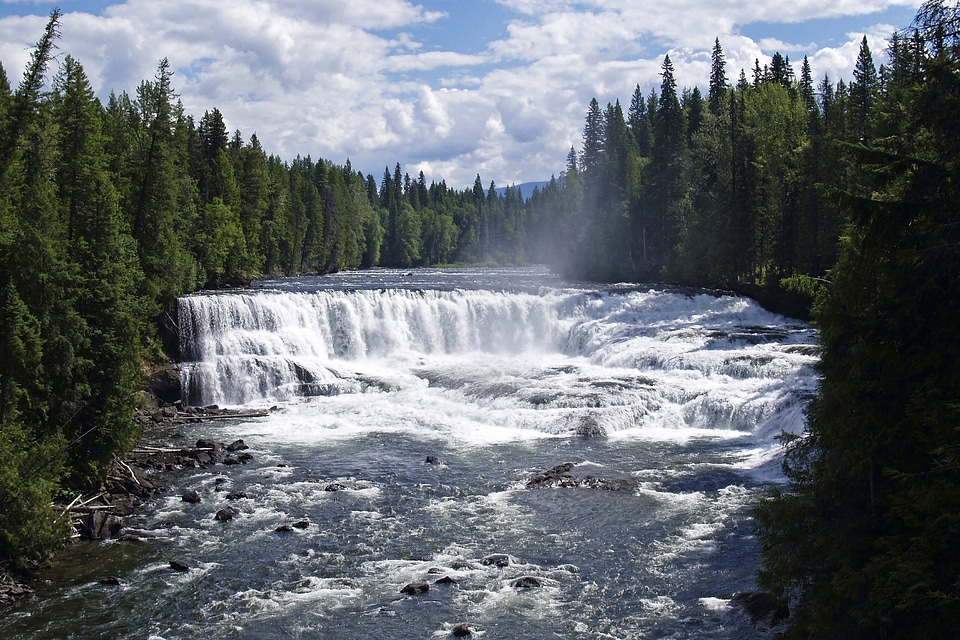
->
[2, 267, 817, 639]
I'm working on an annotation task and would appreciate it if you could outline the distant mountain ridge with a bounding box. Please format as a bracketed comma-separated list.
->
[495, 181, 549, 200]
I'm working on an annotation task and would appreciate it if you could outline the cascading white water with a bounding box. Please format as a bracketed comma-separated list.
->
[179, 288, 564, 405]
[6, 268, 820, 639]
[178, 276, 816, 450]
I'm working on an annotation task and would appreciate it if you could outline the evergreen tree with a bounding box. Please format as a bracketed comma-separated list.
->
[649, 54, 685, 273]
[850, 36, 879, 143]
[0, 10, 73, 564]
[580, 98, 605, 173]
[126, 59, 192, 312]
[756, 4, 960, 636]
[51, 55, 145, 482]
[708, 38, 728, 117]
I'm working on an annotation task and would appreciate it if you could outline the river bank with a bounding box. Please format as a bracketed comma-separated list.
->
[0, 400, 263, 609]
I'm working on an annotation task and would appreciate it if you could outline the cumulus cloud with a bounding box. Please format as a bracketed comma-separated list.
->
[0, 0, 924, 188]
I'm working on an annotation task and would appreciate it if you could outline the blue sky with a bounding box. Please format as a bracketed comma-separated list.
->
[1, 0, 924, 188]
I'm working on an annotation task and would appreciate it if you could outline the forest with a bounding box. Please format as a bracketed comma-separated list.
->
[1, 2, 958, 636]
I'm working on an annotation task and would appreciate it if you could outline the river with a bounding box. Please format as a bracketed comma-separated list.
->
[1, 266, 817, 639]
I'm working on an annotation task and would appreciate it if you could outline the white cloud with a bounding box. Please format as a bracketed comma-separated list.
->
[0, 0, 925, 188]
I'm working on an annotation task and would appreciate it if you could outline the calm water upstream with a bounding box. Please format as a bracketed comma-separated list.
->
[2, 267, 817, 639]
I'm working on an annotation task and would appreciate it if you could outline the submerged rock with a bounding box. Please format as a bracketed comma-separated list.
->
[226, 439, 249, 452]
[480, 553, 512, 567]
[215, 506, 237, 522]
[575, 415, 607, 437]
[0, 580, 33, 605]
[451, 623, 472, 637]
[526, 462, 634, 491]
[169, 560, 190, 572]
[512, 576, 543, 588]
[400, 582, 430, 595]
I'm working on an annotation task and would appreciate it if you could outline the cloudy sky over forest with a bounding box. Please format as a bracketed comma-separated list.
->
[0, 0, 922, 188]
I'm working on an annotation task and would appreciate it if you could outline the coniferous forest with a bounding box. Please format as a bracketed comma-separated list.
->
[1, 2, 958, 636]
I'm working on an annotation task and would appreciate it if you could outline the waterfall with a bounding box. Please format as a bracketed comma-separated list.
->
[177, 281, 816, 446]
[178, 288, 565, 405]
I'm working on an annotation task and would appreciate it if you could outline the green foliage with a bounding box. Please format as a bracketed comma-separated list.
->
[755, 3, 960, 636]
[0, 424, 68, 568]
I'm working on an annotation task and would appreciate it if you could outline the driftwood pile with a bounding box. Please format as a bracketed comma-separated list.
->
[57, 402, 268, 543]
[137, 401, 269, 427]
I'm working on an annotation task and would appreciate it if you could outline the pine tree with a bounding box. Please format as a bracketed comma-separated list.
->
[648, 54, 685, 272]
[850, 36, 878, 143]
[126, 59, 192, 312]
[51, 55, 144, 482]
[580, 98, 605, 174]
[708, 38, 728, 117]
[0, 10, 73, 565]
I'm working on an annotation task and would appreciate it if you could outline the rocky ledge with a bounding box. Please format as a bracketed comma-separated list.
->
[525, 462, 634, 491]
[136, 401, 269, 428]
[62, 433, 255, 543]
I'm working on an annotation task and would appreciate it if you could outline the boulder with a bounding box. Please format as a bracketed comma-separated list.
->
[169, 560, 190, 572]
[526, 463, 578, 489]
[225, 491, 247, 500]
[181, 490, 201, 503]
[480, 553, 511, 567]
[512, 576, 542, 588]
[324, 482, 347, 492]
[526, 462, 634, 491]
[215, 506, 237, 522]
[195, 439, 223, 460]
[109, 495, 137, 516]
[400, 582, 430, 595]
[79, 511, 124, 540]
[145, 364, 182, 405]
[226, 439, 249, 452]
[451, 623, 472, 637]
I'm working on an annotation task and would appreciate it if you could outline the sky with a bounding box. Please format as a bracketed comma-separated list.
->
[0, 0, 924, 189]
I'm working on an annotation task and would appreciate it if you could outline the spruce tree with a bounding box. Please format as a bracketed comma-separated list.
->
[850, 36, 878, 143]
[52, 55, 144, 483]
[708, 38, 728, 117]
